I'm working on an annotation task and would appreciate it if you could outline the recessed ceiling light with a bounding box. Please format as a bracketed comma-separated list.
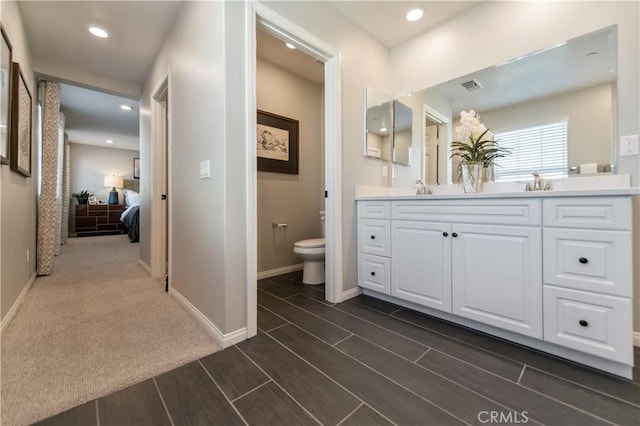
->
[285, 42, 296, 50]
[120, 105, 133, 111]
[380, 127, 388, 132]
[89, 26, 109, 38]
[105, 139, 114, 144]
[406, 8, 424, 22]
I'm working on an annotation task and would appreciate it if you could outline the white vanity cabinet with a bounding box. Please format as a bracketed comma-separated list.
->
[357, 201, 391, 294]
[542, 197, 633, 364]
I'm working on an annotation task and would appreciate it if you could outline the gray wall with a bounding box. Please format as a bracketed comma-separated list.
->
[257, 58, 323, 273]
[69, 143, 139, 202]
[1, 1, 37, 323]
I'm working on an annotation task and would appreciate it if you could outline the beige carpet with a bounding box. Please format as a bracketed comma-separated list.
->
[1, 235, 220, 425]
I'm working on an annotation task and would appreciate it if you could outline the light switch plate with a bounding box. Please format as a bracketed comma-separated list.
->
[620, 134, 639, 156]
[200, 159, 211, 179]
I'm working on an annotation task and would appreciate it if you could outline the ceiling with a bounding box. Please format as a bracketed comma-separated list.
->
[17, 1, 481, 151]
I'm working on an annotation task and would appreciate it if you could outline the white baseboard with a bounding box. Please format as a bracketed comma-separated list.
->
[338, 286, 362, 303]
[170, 287, 247, 348]
[257, 264, 303, 280]
[138, 259, 152, 275]
[634, 331, 640, 347]
[1, 272, 37, 334]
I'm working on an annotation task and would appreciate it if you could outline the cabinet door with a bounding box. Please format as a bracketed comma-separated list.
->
[391, 221, 451, 312]
[452, 224, 542, 338]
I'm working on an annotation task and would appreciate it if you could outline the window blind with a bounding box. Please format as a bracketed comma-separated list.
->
[494, 120, 568, 181]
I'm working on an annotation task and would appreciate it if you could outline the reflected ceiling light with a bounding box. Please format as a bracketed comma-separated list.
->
[105, 139, 114, 144]
[380, 127, 388, 132]
[406, 8, 424, 22]
[88, 26, 109, 38]
[120, 105, 133, 111]
[285, 42, 296, 49]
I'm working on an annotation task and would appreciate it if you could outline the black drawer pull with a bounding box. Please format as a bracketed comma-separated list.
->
[579, 320, 588, 327]
[452, 232, 458, 238]
[370, 235, 375, 240]
[442, 232, 448, 237]
[370, 272, 376, 276]
[579, 257, 588, 264]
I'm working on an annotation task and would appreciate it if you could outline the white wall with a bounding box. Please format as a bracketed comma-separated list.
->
[257, 58, 323, 273]
[1, 0, 37, 322]
[69, 143, 139, 202]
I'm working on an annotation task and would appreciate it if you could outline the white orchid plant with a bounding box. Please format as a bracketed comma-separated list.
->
[450, 110, 509, 179]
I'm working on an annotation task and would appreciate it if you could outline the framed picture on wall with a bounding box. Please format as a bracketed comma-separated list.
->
[0, 26, 12, 165]
[257, 110, 299, 174]
[9, 62, 32, 177]
[133, 157, 140, 179]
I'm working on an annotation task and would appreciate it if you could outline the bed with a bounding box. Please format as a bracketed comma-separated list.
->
[121, 181, 140, 242]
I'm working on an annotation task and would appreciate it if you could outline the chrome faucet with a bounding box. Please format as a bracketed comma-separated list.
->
[532, 172, 542, 191]
[415, 179, 428, 195]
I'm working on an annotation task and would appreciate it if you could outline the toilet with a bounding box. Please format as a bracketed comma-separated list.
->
[293, 211, 325, 285]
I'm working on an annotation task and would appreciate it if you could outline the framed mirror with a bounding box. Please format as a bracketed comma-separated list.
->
[398, 25, 617, 185]
[364, 86, 392, 161]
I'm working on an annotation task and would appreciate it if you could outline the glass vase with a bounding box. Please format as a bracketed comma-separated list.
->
[461, 163, 484, 193]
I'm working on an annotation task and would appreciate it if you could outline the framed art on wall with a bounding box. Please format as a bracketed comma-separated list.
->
[0, 26, 12, 165]
[257, 110, 299, 174]
[9, 62, 32, 177]
[133, 157, 140, 179]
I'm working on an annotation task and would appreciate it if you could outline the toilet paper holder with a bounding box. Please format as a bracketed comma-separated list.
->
[272, 222, 288, 228]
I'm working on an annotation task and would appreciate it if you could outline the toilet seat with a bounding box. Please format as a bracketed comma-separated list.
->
[294, 238, 325, 249]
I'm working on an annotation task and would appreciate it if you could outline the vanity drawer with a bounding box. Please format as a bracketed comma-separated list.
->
[543, 286, 632, 364]
[358, 201, 391, 219]
[358, 219, 391, 257]
[543, 197, 631, 230]
[391, 199, 541, 226]
[358, 254, 391, 294]
[543, 228, 632, 297]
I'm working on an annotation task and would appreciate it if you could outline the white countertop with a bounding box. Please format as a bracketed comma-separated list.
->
[356, 175, 640, 201]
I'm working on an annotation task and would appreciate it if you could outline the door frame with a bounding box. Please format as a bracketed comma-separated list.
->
[246, 3, 343, 337]
[150, 73, 171, 285]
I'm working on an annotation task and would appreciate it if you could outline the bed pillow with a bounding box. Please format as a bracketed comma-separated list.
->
[124, 190, 140, 207]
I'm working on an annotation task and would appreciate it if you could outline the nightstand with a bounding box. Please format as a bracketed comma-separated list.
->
[75, 204, 125, 237]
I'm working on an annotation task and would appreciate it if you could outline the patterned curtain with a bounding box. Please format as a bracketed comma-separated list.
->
[37, 81, 61, 275]
[54, 113, 66, 255]
[60, 133, 70, 245]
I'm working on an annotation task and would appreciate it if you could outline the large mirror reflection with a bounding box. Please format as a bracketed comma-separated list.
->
[364, 86, 392, 161]
[393, 100, 412, 166]
[396, 25, 617, 185]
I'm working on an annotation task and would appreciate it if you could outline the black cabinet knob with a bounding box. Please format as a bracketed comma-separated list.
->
[579, 257, 588, 264]
[370, 235, 375, 240]
[452, 232, 458, 238]
[579, 320, 588, 327]
[370, 272, 376, 276]
[442, 232, 448, 237]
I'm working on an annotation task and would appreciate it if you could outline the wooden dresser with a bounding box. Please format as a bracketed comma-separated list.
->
[75, 204, 125, 237]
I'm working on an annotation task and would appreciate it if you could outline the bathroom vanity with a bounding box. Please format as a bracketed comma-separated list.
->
[356, 184, 638, 378]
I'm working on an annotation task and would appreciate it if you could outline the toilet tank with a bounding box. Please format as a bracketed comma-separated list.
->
[320, 211, 325, 238]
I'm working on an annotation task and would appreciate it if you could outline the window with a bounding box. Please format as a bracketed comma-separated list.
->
[494, 119, 568, 181]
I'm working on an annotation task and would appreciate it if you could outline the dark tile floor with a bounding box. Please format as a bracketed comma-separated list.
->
[38, 270, 640, 425]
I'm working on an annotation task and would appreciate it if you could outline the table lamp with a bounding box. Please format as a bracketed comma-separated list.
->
[104, 175, 124, 205]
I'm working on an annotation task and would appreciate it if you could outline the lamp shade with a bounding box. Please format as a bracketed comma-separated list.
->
[104, 175, 124, 188]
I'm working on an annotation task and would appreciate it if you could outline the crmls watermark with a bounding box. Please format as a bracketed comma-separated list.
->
[477, 411, 529, 424]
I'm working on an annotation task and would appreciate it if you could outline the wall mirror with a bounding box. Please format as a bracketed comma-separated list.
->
[392, 100, 412, 165]
[397, 25, 617, 185]
[364, 86, 392, 161]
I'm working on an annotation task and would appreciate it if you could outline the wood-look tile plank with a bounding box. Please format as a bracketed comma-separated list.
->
[200, 346, 269, 401]
[234, 381, 319, 426]
[269, 324, 464, 425]
[268, 275, 329, 304]
[418, 349, 609, 425]
[336, 335, 521, 425]
[348, 294, 402, 315]
[519, 367, 640, 425]
[35, 401, 97, 426]
[237, 331, 361, 425]
[280, 270, 303, 282]
[287, 294, 427, 361]
[257, 278, 299, 298]
[154, 361, 244, 425]
[257, 305, 288, 332]
[340, 405, 393, 426]
[394, 307, 640, 404]
[336, 301, 523, 381]
[258, 289, 350, 345]
[98, 379, 171, 426]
